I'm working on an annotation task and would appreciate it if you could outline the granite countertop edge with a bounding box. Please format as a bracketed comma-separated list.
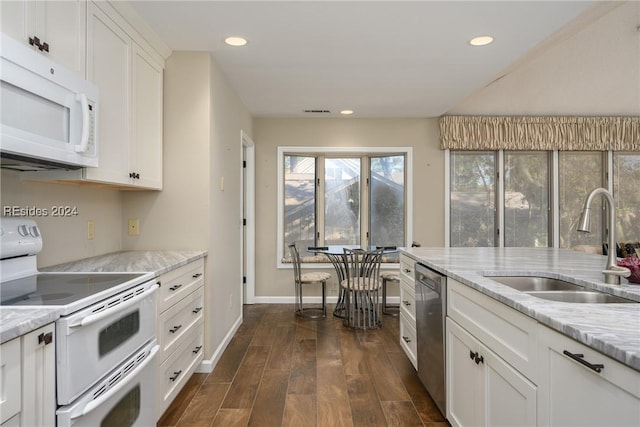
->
[400, 247, 640, 372]
[1, 250, 208, 344]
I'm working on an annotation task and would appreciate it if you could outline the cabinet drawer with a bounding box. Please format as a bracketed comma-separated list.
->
[158, 258, 204, 313]
[158, 323, 204, 415]
[0, 338, 21, 424]
[399, 279, 416, 322]
[399, 254, 415, 283]
[447, 278, 538, 381]
[400, 311, 417, 370]
[159, 287, 204, 360]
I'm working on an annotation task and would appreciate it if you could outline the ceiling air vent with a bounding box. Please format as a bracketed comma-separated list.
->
[304, 109, 331, 114]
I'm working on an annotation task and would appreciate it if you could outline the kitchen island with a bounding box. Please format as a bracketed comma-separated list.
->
[401, 247, 640, 427]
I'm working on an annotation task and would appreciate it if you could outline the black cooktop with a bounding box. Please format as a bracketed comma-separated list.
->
[0, 272, 146, 306]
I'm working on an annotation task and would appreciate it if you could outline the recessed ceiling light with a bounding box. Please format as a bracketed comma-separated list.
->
[340, 110, 354, 115]
[224, 36, 247, 47]
[469, 36, 494, 46]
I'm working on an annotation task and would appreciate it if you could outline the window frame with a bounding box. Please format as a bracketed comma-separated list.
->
[277, 146, 413, 268]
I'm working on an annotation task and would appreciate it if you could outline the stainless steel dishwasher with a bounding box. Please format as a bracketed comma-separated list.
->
[415, 262, 446, 417]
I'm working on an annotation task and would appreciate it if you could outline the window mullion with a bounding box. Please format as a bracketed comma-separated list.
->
[317, 156, 325, 246]
[362, 156, 370, 246]
[497, 150, 505, 248]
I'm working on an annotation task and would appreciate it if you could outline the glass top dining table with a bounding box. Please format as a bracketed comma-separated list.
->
[306, 245, 399, 318]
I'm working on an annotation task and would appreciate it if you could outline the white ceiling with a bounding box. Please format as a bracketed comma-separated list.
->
[128, 0, 596, 118]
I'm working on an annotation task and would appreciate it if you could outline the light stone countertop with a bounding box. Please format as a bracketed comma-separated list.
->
[1, 250, 207, 343]
[401, 247, 640, 372]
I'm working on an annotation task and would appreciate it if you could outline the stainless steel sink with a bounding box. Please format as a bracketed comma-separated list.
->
[525, 291, 635, 304]
[487, 276, 581, 292]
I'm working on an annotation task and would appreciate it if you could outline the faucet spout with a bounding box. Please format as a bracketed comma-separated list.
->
[577, 188, 629, 284]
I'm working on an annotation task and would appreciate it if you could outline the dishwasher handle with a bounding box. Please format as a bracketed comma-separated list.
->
[415, 263, 445, 294]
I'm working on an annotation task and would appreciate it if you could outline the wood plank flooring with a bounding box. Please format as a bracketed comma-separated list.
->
[158, 304, 448, 427]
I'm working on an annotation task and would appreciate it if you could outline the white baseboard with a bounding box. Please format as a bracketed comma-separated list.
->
[196, 312, 243, 373]
[252, 296, 400, 304]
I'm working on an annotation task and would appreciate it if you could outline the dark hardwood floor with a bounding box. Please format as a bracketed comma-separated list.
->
[158, 304, 448, 427]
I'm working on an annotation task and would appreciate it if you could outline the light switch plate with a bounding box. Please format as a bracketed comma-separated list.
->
[87, 221, 94, 240]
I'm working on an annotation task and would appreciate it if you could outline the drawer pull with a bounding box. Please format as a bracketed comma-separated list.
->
[403, 268, 412, 273]
[169, 370, 182, 381]
[192, 307, 203, 314]
[192, 345, 203, 354]
[402, 336, 411, 343]
[563, 350, 604, 373]
[192, 273, 203, 278]
[169, 325, 182, 333]
[402, 300, 411, 306]
[470, 350, 484, 364]
[169, 284, 182, 291]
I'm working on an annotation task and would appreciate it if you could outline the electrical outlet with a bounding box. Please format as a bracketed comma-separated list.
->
[128, 219, 139, 236]
[87, 221, 94, 240]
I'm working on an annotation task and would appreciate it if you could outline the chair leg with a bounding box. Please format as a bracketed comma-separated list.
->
[382, 279, 399, 316]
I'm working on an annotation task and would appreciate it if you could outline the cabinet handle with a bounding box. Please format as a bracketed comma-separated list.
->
[192, 273, 203, 278]
[470, 350, 475, 360]
[169, 370, 182, 381]
[403, 268, 412, 273]
[192, 306, 203, 314]
[169, 284, 182, 291]
[402, 300, 411, 306]
[192, 345, 203, 354]
[469, 350, 484, 364]
[38, 332, 53, 345]
[39, 41, 49, 52]
[129, 172, 140, 179]
[562, 350, 604, 373]
[169, 325, 182, 333]
[402, 336, 411, 343]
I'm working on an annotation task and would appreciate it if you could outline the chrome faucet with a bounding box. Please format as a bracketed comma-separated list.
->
[577, 188, 630, 285]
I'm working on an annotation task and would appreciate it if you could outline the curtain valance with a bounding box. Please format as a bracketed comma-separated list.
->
[439, 115, 640, 151]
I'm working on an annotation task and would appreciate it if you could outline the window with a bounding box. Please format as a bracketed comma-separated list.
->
[449, 150, 639, 248]
[613, 153, 640, 242]
[559, 152, 604, 249]
[504, 152, 550, 247]
[279, 147, 412, 264]
[450, 151, 496, 247]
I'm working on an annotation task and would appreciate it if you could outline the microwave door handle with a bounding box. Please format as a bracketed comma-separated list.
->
[70, 344, 160, 420]
[69, 283, 159, 328]
[74, 93, 90, 153]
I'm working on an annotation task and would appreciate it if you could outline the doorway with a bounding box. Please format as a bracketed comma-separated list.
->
[241, 130, 255, 304]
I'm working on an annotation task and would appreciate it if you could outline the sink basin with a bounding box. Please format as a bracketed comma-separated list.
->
[487, 276, 582, 292]
[525, 291, 635, 304]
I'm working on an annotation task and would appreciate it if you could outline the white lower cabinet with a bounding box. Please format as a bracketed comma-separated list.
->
[156, 258, 205, 420]
[399, 254, 417, 369]
[447, 318, 537, 427]
[537, 325, 640, 426]
[0, 324, 55, 427]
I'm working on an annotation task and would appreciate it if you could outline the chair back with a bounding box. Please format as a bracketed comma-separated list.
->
[288, 243, 302, 284]
[342, 248, 384, 291]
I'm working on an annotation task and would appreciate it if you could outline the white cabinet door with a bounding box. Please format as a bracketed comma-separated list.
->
[130, 42, 163, 189]
[0, 0, 85, 75]
[538, 325, 640, 426]
[85, 2, 131, 186]
[21, 324, 55, 427]
[0, 338, 21, 425]
[447, 318, 483, 427]
[447, 318, 537, 427]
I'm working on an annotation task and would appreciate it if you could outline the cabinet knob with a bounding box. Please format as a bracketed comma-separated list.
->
[192, 273, 203, 278]
[169, 325, 182, 334]
[403, 268, 412, 273]
[192, 345, 203, 354]
[402, 336, 411, 343]
[38, 332, 53, 345]
[402, 300, 411, 306]
[169, 284, 182, 291]
[192, 306, 203, 314]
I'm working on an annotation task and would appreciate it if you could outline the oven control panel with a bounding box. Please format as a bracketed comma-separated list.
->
[0, 217, 43, 259]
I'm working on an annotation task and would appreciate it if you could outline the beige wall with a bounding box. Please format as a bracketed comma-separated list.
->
[1, 170, 122, 267]
[121, 51, 253, 362]
[450, 1, 640, 115]
[252, 118, 443, 299]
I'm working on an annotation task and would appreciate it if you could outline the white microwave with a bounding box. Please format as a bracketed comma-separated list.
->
[0, 34, 99, 170]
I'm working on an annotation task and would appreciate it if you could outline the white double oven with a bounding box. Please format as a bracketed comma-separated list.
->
[0, 219, 159, 426]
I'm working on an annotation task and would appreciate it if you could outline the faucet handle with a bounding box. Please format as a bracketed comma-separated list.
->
[603, 265, 631, 278]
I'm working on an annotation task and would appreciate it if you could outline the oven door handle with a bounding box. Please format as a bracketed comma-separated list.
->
[71, 344, 160, 420]
[69, 283, 159, 328]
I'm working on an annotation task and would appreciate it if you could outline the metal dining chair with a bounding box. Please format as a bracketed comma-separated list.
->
[288, 243, 330, 319]
[340, 247, 384, 329]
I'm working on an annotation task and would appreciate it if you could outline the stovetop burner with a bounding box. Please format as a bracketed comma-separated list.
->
[1, 272, 146, 306]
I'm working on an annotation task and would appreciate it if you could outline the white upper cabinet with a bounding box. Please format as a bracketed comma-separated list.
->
[1, 0, 86, 75]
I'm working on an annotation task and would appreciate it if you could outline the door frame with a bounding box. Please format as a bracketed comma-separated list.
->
[241, 130, 256, 304]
